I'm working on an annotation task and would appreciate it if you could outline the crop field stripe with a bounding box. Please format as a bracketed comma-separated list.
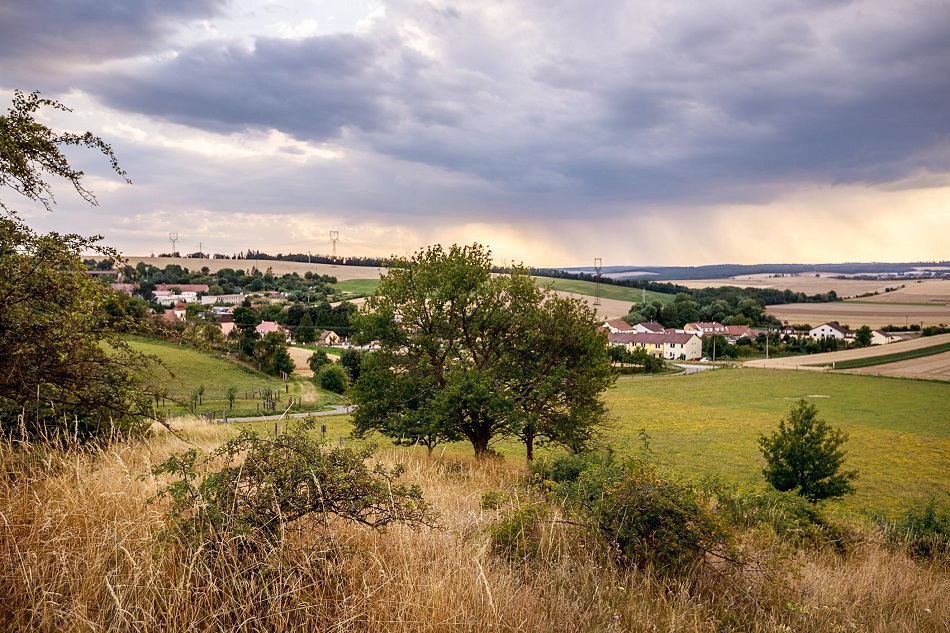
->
[814, 341, 950, 369]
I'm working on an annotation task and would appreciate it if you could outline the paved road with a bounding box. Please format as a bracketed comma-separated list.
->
[672, 363, 720, 375]
[222, 405, 351, 423]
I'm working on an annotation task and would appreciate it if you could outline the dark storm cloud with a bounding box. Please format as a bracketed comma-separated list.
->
[0, 0, 226, 86]
[21, 0, 950, 219]
[94, 35, 389, 140]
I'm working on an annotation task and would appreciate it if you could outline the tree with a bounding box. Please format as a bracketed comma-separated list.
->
[253, 332, 295, 377]
[319, 364, 349, 394]
[339, 347, 363, 381]
[307, 349, 330, 373]
[1, 90, 129, 214]
[0, 91, 157, 442]
[759, 400, 858, 502]
[296, 312, 316, 343]
[350, 244, 614, 459]
[854, 325, 873, 347]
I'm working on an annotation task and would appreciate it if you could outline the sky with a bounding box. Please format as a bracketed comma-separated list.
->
[2, 0, 949, 268]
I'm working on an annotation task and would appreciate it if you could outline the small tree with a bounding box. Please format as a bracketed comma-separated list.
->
[319, 364, 349, 394]
[854, 325, 873, 347]
[308, 349, 330, 373]
[759, 400, 857, 502]
[225, 385, 238, 410]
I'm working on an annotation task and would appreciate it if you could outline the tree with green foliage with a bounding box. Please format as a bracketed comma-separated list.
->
[351, 243, 614, 460]
[296, 312, 316, 343]
[307, 349, 330, 373]
[854, 325, 873, 347]
[319, 364, 349, 394]
[253, 332, 295, 377]
[0, 90, 158, 442]
[225, 385, 238, 410]
[339, 347, 363, 381]
[759, 400, 858, 502]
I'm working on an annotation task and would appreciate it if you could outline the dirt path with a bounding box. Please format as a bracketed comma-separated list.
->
[744, 333, 950, 381]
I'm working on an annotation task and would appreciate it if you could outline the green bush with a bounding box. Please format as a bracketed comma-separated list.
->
[556, 456, 734, 572]
[881, 499, 950, 561]
[307, 349, 330, 373]
[150, 418, 436, 547]
[319, 364, 350, 394]
[717, 486, 847, 551]
[489, 500, 548, 562]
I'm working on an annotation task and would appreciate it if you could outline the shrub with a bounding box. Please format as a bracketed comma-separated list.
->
[555, 455, 734, 572]
[881, 499, 950, 561]
[319, 364, 350, 394]
[150, 418, 436, 547]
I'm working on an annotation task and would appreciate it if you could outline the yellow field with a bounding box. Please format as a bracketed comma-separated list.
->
[124, 256, 387, 282]
[764, 302, 950, 329]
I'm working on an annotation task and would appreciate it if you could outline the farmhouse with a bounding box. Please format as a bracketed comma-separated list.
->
[809, 322, 853, 342]
[256, 321, 291, 341]
[684, 322, 728, 336]
[318, 330, 342, 346]
[871, 329, 902, 345]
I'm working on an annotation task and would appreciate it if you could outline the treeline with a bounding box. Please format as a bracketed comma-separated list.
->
[531, 268, 841, 308]
[557, 261, 950, 281]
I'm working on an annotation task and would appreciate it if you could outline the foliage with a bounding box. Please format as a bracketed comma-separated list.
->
[150, 418, 436, 547]
[854, 325, 873, 347]
[338, 347, 364, 381]
[296, 312, 316, 343]
[318, 364, 349, 394]
[307, 348, 330, 373]
[547, 452, 734, 572]
[0, 90, 128, 214]
[607, 345, 665, 372]
[351, 243, 614, 459]
[759, 400, 858, 502]
[0, 91, 155, 441]
[253, 331, 295, 376]
[880, 499, 950, 561]
[716, 486, 847, 551]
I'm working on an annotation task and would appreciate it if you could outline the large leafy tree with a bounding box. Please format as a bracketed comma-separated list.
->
[350, 244, 614, 459]
[0, 90, 155, 441]
[759, 400, 858, 502]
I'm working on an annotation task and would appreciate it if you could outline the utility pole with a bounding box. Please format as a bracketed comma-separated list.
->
[594, 258, 602, 307]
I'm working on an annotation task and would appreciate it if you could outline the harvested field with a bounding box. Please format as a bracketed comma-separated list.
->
[856, 279, 950, 304]
[745, 333, 950, 381]
[675, 275, 893, 297]
[765, 302, 950, 330]
[124, 256, 386, 281]
[842, 350, 950, 380]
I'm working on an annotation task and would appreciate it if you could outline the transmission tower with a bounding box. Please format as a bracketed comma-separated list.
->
[329, 230, 339, 265]
[169, 232, 179, 255]
[594, 257, 602, 306]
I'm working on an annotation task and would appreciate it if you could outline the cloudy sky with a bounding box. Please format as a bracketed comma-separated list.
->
[3, 0, 949, 267]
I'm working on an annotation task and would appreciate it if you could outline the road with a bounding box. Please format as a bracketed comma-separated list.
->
[222, 405, 351, 423]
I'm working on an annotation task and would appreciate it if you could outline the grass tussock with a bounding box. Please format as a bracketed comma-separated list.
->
[2, 422, 948, 632]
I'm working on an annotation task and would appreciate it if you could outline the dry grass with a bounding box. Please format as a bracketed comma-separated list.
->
[2, 420, 948, 632]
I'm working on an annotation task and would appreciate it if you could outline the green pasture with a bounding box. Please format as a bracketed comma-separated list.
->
[604, 368, 950, 516]
[532, 277, 675, 305]
[332, 278, 381, 298]
[127, 338, 340, 418]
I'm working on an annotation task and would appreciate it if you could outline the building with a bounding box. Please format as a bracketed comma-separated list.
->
[607, 331, 702, 361]
[809, 322, 853, 342]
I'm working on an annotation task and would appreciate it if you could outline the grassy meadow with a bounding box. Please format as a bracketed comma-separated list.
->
[332, 278, 382, 298]
[127, 337, 341, 418]
[605, 367, 950, 516]
[534, 276, 675, 304]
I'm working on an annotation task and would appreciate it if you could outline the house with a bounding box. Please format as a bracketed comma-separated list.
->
[604, 319, 636, 333]
[634, 321, 666, 334]
[871, 329, 902, 345]
[607, 331, 702, 361]
[318, 330, 342, 346]
[155, 283, 209, 294]
[256, 321, 291, 341]
[809, 322, 853, 342]
[201, 293, 245, 305]
[683, 322, 727, 337]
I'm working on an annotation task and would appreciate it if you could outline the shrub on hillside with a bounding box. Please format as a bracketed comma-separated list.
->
[150, 418, 436, 547]
[879, 499, 950, 561]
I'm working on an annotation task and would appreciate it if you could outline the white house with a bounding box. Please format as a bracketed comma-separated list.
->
[607, 331, 702, 361]
[604, 319, 636, 334]
[809, 322, 853, 342]
[871, 329, 902, 345]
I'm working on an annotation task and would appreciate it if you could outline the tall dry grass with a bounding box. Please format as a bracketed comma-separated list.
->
[1, 418, 948, 632]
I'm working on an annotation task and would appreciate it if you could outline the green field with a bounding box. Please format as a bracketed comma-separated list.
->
[533, 277, 675, 304]
[332, 278, 381, 298]
[127, 338, 341, 418]
[604, 367, 950, 516]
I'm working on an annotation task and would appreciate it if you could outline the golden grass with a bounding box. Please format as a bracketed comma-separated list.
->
[2, 422, 948, 632]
